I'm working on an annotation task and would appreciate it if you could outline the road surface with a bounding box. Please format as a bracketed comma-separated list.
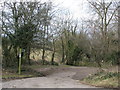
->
[2, 66, 100, 88]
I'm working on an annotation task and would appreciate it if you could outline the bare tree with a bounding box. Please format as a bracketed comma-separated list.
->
[88, 0, 119, 64]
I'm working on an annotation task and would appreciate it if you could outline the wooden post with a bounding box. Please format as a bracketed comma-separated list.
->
[18, 48, 22, 75]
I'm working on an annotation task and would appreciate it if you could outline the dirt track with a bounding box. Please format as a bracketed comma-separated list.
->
[2, 66, 100, 88]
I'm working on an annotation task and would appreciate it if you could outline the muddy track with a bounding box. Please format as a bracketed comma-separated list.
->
[2, 66, 100, 88]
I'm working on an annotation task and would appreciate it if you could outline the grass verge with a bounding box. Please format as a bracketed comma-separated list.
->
[2, 66, 44, 82]
[81, 71, 119, 88]
[2, 64, 60, 82]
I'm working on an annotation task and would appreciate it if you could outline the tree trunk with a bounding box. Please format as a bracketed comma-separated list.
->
[118, 5, 120, 65]
[51, 38, 55, 65]
[42, 25, 46, 65]
[27, 46, 31, 65]
[61, 37, 65, 63]
[42, 47, 45, 65]
[51, 52, 55, 65]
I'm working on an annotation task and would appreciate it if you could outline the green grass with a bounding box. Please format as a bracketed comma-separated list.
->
[78, 61, 98, 67]
[2, 74, 34, 79]
[81, 71, 119, 88]
[2, 66, 44, 81]
[27, 64, 58, 69]
[2, 64, 60, 81]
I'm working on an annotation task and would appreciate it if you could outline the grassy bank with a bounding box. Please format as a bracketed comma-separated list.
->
[2, 64, 60, 82]
[2, 66, 44, 82]
[2, 54, 61, 82]
[81, 71, 119, 88]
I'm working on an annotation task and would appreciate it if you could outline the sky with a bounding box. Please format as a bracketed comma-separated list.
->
[0, 0, 90, 20]
[1, 0, 119, 20]
[52, 0, 89, 20]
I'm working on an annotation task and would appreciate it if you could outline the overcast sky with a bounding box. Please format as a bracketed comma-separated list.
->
[1, 0, 90, 20]
[52, 0, 89, 20]
[1, 0, 119, 20]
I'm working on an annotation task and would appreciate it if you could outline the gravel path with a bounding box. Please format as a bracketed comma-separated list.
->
[2, 66, 100, 88]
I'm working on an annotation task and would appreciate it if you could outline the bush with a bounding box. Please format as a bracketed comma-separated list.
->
[82, 71, 119, 88]
[30, 59, 59, 66]
[106, 51, 119, 65]
[51, 61, 59, 66]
